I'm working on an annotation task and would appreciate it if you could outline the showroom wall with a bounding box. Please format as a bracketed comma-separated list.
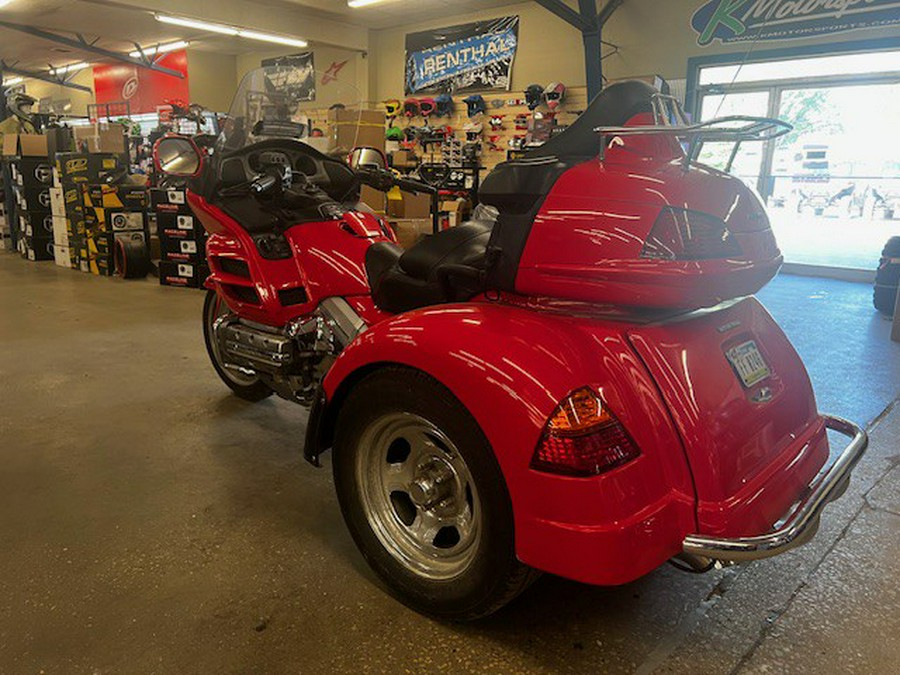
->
[186, 50, 238, 114]
[370, 0, 900, 100]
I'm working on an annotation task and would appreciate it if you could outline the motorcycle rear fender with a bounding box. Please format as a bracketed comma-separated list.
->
[310, 302, 698, 584]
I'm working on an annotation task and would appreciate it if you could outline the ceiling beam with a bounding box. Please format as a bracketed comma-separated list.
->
[1, 61, 94, 93]
[0, 20, 185, 78]
[532, 0, 594, 33]
[598, 0, 626, 27]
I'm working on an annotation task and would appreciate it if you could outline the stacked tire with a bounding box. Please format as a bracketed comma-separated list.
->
[874, 236, 900, 316]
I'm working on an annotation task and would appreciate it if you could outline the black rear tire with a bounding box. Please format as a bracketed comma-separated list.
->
[332, 367, 538, 621]
[202, 290, 273, 401]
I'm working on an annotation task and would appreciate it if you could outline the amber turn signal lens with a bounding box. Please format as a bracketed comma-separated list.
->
[531, 387, 640, 477]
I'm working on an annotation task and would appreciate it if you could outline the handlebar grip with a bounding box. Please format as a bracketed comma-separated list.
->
[396, 177, 437, 195]
[251, 174, 278, 195]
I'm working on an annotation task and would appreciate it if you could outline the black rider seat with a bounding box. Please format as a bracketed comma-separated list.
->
[365, 220, 493, 314]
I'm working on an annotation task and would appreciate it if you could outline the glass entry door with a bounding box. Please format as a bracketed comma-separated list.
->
[767, 82, 900, 269]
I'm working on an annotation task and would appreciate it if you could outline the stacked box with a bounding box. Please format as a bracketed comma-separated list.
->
[82, 184, 150, 277]
[54, 153, 125, 271]
[152, 187, 208, 288]
[11, 156, 55, 262]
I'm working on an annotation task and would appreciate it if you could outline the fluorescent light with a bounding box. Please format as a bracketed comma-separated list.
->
[49, 62, 90, 75]
[129, 40, 190, 58]
[155, 14, 239, 36]
[348, 0, 390, 7]
[3, 77, 24, 86]
[236, 30, 307, 48]
[0, 0, 13, 8]
[155, 15, 306, 47]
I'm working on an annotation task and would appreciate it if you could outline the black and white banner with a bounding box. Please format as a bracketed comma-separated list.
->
[405, 16, 519, 95]
[261, 51, 316, 102]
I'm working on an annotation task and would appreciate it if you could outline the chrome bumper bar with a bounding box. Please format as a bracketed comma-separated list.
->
[682, 415, 868, 563]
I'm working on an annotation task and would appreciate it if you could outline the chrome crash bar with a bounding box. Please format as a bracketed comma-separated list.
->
[682, 415, 867, 563]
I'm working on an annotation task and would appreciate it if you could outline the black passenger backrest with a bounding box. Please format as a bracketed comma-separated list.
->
[480, 80, 657, 292]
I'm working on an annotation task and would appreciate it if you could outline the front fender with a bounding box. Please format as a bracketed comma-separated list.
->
[319, 301, 697, 584]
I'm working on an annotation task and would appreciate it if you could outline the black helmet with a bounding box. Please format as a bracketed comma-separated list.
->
[525, 84, 544, 110]
[463, 94, 486, 118]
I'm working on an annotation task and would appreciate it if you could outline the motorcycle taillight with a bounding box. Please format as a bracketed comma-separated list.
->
[530, 387, 640, 477]
[640, 207, 742, 260]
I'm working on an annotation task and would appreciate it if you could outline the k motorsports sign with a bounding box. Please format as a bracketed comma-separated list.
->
[691, 0, 900, 45]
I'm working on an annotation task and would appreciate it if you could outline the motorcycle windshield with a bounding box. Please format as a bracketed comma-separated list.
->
[216, 65, 362, 156]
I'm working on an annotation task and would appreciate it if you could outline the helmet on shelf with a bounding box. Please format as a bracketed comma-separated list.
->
[434, 93, 455, 117]
[418, 97, 436, 117]
[383, 99, 401, 117]
[463, 94, 486, 118]
[544, 82, 566, 110]
[403, 98, 421, 117]
[525, 84, 544, 110]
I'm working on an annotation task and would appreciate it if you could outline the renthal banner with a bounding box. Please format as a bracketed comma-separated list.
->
[405, 16, 519, 94]
[692, 0, 900, 45]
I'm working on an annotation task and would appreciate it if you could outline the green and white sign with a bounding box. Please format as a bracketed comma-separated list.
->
[691, 0, 900, 46]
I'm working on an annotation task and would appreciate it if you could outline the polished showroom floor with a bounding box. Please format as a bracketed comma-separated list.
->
[0, 252, 897, 673]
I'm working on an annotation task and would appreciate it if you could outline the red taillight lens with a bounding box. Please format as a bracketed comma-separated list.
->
[531, 387, 640, 477]
[641, 207, 742, 260]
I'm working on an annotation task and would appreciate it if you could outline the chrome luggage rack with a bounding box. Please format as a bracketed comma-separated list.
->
[595, 93, 793, 171]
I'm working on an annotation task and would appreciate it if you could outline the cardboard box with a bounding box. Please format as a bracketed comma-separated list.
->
[25, 235, 55, 261]
[359, 185, 386, 213]
[160, 233, 203, 262]
[150, 187, 191, 213]
[107, 211, 146, 232]
[159, 260, 210, 288]
[440, 198, 471, 228]
[55, 152, 123, 184]
[2, 134, 49, 158]
[22, 212, 55, 238]
[156, 212, 204, 237]
[391, 150, 418, 169]
[74, 124, 126, 154]
[390, 218, 433, 250]
[18, 158, 54, 185]
[388, 191, 432, 219]
[54, 244, 71, 268]
[17, 184, 53, 212]
[49, 187, 65, 218]
[330, 108, 385, 153]
[85, 184, 148, 210]
[52, 215, 69, 247]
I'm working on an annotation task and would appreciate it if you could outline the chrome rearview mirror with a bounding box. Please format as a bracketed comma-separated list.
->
[154, 136, 202, 177]
[348, 146, 387, 171]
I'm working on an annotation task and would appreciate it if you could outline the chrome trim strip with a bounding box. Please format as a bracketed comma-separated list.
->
[682, 415, 868, 562]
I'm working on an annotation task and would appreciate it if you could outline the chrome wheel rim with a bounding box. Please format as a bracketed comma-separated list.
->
[207, 294, 259, 387]
[356, 413, 482, 581]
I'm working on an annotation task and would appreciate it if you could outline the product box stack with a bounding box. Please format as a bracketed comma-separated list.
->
[0, 179, 9, 251]
[54, 152, 125, 272]
[82, 184, 150, 276]
[152, 186, 208, 288]
[5, 135, 55, 262]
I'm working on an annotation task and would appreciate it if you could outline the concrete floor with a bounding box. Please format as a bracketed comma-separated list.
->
[0, 252, 898, 674]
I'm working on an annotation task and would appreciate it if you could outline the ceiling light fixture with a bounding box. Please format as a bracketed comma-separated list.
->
[48, 62, 90, 75]
[155, 15, 238, 36]
[129, 40, 190, 58]
[0, 0, 14, 8]
[154, 14, 306, 47]
[2, 77, 24, 87]
[348, 0, 391, 7]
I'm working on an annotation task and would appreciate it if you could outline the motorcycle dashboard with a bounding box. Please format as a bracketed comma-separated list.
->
[222, 139, 335, 188]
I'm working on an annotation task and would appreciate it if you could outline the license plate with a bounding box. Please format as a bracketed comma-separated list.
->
[726, 340, 771, 388]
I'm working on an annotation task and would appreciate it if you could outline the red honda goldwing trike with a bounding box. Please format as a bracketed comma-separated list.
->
[155, 67, 867, 620]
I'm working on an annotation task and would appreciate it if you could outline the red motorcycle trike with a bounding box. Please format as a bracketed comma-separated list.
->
[155, 67, 867, 620]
